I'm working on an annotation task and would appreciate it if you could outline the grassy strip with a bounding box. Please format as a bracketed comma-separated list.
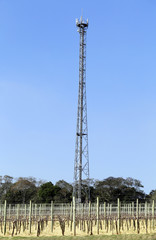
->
[0, 234, 156, 240]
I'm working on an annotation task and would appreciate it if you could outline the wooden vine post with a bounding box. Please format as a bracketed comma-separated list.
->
[110, 203, 112, 216]
[0, 202, 1, 217]
[139, 203, 141, 216]
[73, 196, 76, 236]
[145, 201, 147, 233]
[3, 200, 7, 235]
[51, 201, 54, 232]
[104, 202, 106, 230]
[25, 204, 27, 219]
[132, 202, 134, 217]
[70, 201, 73, 231]
[35, 204, 37, 218]
[97, 197, 99, 234]
[136, 199, 139, 233]
[88, 201, 91, 233]
[39, 204, 41, 217]
[29, 200, 32, 234]
[117, 198, 120, 234]
[8, 204, 11, 219]
[34, 203, 37, 229]
[152, 200, 155, 230]
[145, 201, 147, 218]
[17, 204, 19, 220]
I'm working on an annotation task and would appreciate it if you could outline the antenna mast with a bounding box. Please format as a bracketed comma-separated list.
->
[73, 16, 90, 203]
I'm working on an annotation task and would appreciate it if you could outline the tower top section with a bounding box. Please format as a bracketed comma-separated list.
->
[76, 16, 89, 29]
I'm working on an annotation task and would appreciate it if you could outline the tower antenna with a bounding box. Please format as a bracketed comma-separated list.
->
[73, 16, 90, 203]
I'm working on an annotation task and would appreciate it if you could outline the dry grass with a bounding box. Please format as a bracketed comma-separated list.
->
[1, 234, 156, 240]
[1, 219, 156, 239]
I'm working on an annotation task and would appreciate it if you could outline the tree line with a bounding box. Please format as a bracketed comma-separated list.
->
[0, 175, 155, 203]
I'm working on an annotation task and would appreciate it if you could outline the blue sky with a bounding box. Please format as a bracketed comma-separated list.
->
[0, 0, 156, 194]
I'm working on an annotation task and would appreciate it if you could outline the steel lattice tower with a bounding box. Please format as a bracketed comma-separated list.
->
[73, 16, 90, 203]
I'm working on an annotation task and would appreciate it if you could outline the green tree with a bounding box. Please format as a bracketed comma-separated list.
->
[4, 177, 37, 203]
[38, 182, 60, 203]
[55, 180, 72, 202]
[148, 190, 156, 202]
[94, 177, 145, 202]
[0, 175, 13, 202]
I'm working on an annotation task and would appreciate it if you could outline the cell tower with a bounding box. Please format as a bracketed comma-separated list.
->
[73, 16, 90, 203]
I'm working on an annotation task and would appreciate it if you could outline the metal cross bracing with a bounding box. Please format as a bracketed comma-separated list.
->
[73, 16, 90, 203]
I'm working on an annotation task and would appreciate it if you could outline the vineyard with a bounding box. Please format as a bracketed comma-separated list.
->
[0, 198, 156, 237]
